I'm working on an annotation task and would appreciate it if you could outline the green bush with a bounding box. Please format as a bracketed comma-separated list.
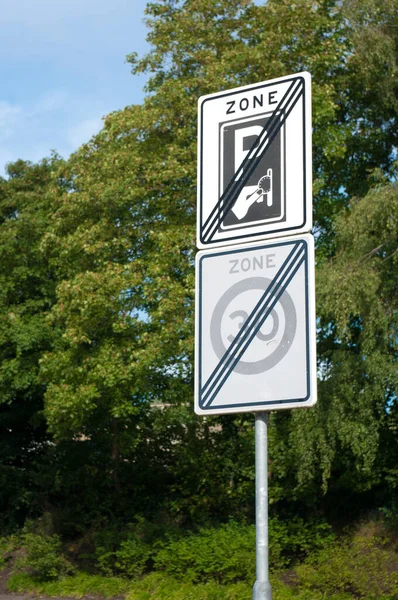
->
[153, 522, 255, 584]
[0, 535, 18, 569]
[269, 517, 334, 569]
[94, 518, 165, 577]
[296, 536, 398, 598]
[114, 537, 153, 578]
[16, 533, 75, 581]
[93, 524, 125, 576]
[93, 516, 181, 578]
[271, 577, 351, 600]
[153, 518, 334, 584]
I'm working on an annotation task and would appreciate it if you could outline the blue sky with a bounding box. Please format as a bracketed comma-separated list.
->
[0, 0, 150, 176]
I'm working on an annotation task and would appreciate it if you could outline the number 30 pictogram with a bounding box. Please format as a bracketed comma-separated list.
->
[210, 277, 297, 375]
[227, 309, 279, 344]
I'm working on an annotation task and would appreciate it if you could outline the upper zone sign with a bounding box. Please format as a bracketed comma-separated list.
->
[197, 72, 312, 249]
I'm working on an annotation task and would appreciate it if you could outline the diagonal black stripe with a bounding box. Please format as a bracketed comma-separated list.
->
[200, 242, 305, 407]
[201, 79, 304, 242]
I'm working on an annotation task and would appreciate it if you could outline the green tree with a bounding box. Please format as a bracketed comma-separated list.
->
[38, 0, 398, 525]
[271, 175, 398, 516]
[0, 157, 66, 530]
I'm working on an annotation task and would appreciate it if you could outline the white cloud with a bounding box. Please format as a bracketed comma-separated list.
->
[0, 89, 108, 175]
[67, 116, 104, 148]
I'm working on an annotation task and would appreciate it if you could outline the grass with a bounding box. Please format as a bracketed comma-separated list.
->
[6, 572, 370, 600]
[7, 571, 131, 598]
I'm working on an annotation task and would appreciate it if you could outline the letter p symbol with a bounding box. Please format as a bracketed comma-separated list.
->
[234, 125, 263, 180]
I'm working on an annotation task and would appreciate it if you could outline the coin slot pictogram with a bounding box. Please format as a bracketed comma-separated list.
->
[231, 169, 274, 221]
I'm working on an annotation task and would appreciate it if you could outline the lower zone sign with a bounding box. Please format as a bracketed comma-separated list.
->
[194, 234, 316, 415]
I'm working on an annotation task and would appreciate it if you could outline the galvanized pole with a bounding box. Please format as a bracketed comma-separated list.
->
[252, 412, 272, 600]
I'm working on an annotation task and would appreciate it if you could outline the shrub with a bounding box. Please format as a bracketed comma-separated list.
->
[94, 518, 163, 578]
[92, 517, 334, 584]
[16, 533, 75, 581]
[93, 516, 181, 578]
[153, 522, 255, 584]
[296, 536, 398, 598]
[269, 517, 334, 569]
[0, 535, 18, 569]
[271, 576, 351, 600]
[114, 537, 153, 578]
[153, 518, 334, 584]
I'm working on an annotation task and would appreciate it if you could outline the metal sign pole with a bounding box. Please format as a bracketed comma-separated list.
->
[252, 412, 272, 600]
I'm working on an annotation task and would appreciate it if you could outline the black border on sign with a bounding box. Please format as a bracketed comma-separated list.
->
[198, 239, 311, 411]
[199, 75, 307, 246]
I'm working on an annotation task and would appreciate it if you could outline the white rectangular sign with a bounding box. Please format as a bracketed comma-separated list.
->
[194, 234, 317, 414]
[197, 72, 312, 249]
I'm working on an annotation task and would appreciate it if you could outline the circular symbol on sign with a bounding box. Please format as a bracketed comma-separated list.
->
[210, 277, 296, 375]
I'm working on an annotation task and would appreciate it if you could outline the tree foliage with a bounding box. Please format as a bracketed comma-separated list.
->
[0, 157, 65, 530]
[0, 0, 397, 534]
[271, 174, 398, 514]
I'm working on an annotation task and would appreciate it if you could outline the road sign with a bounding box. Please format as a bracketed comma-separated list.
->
[197, 72, 312, 249]
[194, 234, 316, 415]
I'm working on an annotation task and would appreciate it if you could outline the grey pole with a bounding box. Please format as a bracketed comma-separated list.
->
[252, 412, 272, 600]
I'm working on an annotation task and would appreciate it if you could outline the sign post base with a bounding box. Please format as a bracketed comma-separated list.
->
[252, 581, 272, 600]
